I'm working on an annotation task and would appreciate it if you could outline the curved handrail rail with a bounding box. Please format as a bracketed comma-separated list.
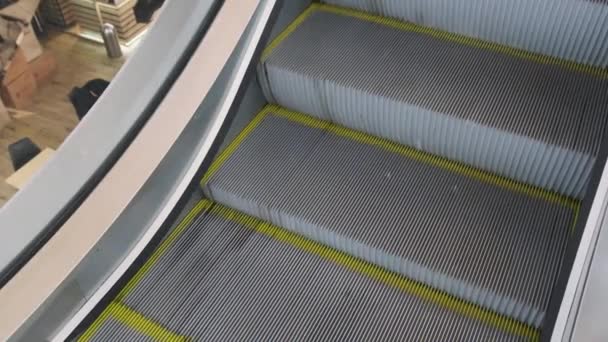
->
[0, 0, 222, 286]
[0, 0, 268, 340]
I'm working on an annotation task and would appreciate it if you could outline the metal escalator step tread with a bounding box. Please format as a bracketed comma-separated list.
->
[86, 318, 153, 342]
[259, 4, 608, 198]
[115, 200, 214, 303]
[87, 201, 534, 341]
[78, 302, 187, 342]
[203, 105, 577, 328]
[320, 1, 608, 69]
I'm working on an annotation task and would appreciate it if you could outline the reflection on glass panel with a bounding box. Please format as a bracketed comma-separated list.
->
[0, 0, 163, 207]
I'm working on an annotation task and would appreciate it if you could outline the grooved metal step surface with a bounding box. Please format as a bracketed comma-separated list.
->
[322, 0, 608, 68]
[78, 301, 189, 341]
[259, 4, 608, 199]
[82, 201, 532, 341]
[203, 105, 577, 328]
[88, 318, 153, 342]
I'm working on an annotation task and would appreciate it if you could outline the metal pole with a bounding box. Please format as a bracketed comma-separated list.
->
[95, 1, 122, 59]
[101, 23, 123, 59]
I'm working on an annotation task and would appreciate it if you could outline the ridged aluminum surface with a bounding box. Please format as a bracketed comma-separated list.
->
[323, 0, 608, 68]
[204, 112, 575, 327]
[88, 318, 153, 342]
[260, 8, 608, 199]
[118, 207, 521, 341]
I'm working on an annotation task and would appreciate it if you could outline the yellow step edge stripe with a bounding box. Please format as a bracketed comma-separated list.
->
[201, 106, 273, 187]
[209, 204, 266, 231]
[79, 302, 188, 342]
[260, 5, 318, 62]
[572, 204, 581, 234]
[77, 302, 113, 342]
[201, 103, 579, 217]
[318, 3, 608, 78]
[209, 203, 540, 341]
[116, 199, 213, 301]
[107, 302, 188, 341]
[82, 201, 214, 340]
[261, 3, 607, 78]
[268, 105, 579, 212]
[200, 103, 330, 188]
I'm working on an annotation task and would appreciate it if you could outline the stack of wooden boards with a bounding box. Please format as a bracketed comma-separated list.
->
[41, 0, 146, 42]
[40, 0, 75, 27]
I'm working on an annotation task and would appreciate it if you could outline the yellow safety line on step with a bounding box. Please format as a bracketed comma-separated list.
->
[260, 3, 607, 78]
[572, 203, 581, 234]
[260, 5, 318, 62]
[268, 104, 579, 212]
[316, 4, 608, 78]
[81, 201, 214, 340]
[78, 302, 188, 342]
[78, 303, 113, 342]
[210, 204, 266, 232]
[201, 106, 275, 186]
[209, 203, 540, 341]
[115, 200, 213, 301]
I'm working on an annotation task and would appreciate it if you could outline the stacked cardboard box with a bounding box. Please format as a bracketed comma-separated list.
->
[0, 0, 58, 109]
[1, 48, 56, 109]
[1, 49, 37, 109]
[0, 0, 40, 23]
[29, 51, 56, 85]
[17, 24, 43, 62]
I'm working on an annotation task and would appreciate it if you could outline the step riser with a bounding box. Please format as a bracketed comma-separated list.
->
[263, 67, 596, 198]
[86, 202, 528, 340]
[207, 187, 543, 326]
[203, 107, 576, 328]
[260, 7, 608, 199]
[324, 0, 608, 68]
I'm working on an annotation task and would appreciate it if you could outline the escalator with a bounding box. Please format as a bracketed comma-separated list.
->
[76, 2, 608, 341]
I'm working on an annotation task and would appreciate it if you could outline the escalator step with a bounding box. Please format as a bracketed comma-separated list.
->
[79, 302, 187, 342]
[322, 0, 608, 68]
[83, 201, 534, 341]
[86, 318, 153, 342]
[259, 4, 608, 198]
[203, 105, 577, 328]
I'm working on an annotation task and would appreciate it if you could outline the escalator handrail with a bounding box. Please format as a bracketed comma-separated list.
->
[56, 2, 279, 339]
[0, 1, 266, 340]
[0, 0, 222, 287]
